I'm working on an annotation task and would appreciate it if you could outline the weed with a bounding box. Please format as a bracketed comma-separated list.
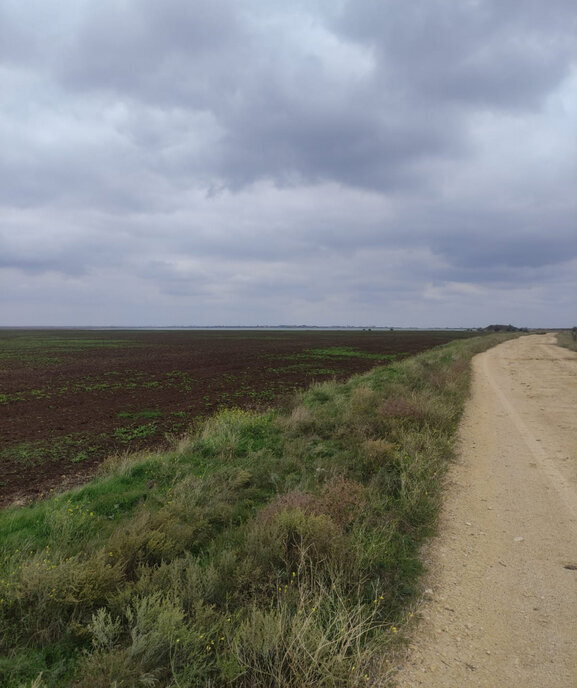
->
[283, 346, 401, 362]
[117, 410, 163, 420]
[113, 423, 158, 443]
[2, 436, 100, 467]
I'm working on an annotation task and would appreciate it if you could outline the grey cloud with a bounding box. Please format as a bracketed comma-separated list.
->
[0, 1, 85, 70]
[0, 149, 149, 213]
[337, 0, 576, 110]
[0, 241, 88, 277]
[418, 204, 577, 272]
[0, 94, 176, 213]
[50, 0, 464, 191]
[60, 0, 245, 107]
[38, 0, 573, 196]
[0, 1, 575, 327]
[0, 211, 139, 277]
[0, 9, 34, 65]
[142, 260, 217, 297]
[211, 77, 459, 191]
[435, 230, 577, 272]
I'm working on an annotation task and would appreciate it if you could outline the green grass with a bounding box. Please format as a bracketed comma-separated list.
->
[279, 346, 402, 363]
[3, 436, 101, 467]
[0, 334, 138, 366]
[113, 423, 159, 443]
[0, 333, 516, 687]
[0, 373, 169, 406]
[117, 409, 163, 420]
[266, 364, 341, 375]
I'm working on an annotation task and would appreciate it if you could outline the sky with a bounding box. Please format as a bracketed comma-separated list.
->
[1, 0, 576, 328]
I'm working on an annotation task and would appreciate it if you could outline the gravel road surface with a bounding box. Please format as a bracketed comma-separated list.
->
[397, 334, 577, 687]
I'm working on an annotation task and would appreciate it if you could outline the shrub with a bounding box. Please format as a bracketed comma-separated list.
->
[231, 583, 389, 688]
[246, 506, 348, 580]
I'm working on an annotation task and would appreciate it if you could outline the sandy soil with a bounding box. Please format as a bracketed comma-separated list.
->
[397, 334, 577, 687]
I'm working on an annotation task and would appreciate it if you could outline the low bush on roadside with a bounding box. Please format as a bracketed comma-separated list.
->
[0, 334, 514, 687]
[557, 329, 577, 353]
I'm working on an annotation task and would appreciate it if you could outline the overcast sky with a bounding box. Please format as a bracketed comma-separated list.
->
[1, 0, 575, 328]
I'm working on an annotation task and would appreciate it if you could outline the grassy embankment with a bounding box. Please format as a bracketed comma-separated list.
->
[556, 330, 577, 353]
[0, 333, 514, 687]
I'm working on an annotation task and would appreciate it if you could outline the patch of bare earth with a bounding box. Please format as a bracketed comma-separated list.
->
[396, 334, 577, 687]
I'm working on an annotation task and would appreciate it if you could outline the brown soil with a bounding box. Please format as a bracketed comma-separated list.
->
[0, 328, 470, 507]
[397, 334, 577, 687]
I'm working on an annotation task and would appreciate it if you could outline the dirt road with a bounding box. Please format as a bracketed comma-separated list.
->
[397, 334, 577, 687]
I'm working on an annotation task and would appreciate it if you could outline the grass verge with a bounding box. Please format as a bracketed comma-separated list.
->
[0, 334, 515, 687]
[556, 330, 577, 353]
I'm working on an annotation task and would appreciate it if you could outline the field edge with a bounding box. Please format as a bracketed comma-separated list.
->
[0, 332, 517, 688]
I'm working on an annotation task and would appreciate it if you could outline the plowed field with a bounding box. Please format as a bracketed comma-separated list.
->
[0, 329, 474, 506]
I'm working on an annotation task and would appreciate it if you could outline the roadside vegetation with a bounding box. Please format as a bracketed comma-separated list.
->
[556, 328, 577, 353]
[0, 333, 515, 687]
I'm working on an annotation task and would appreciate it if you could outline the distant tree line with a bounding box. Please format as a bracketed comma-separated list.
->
[482, 324, 529, 333]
